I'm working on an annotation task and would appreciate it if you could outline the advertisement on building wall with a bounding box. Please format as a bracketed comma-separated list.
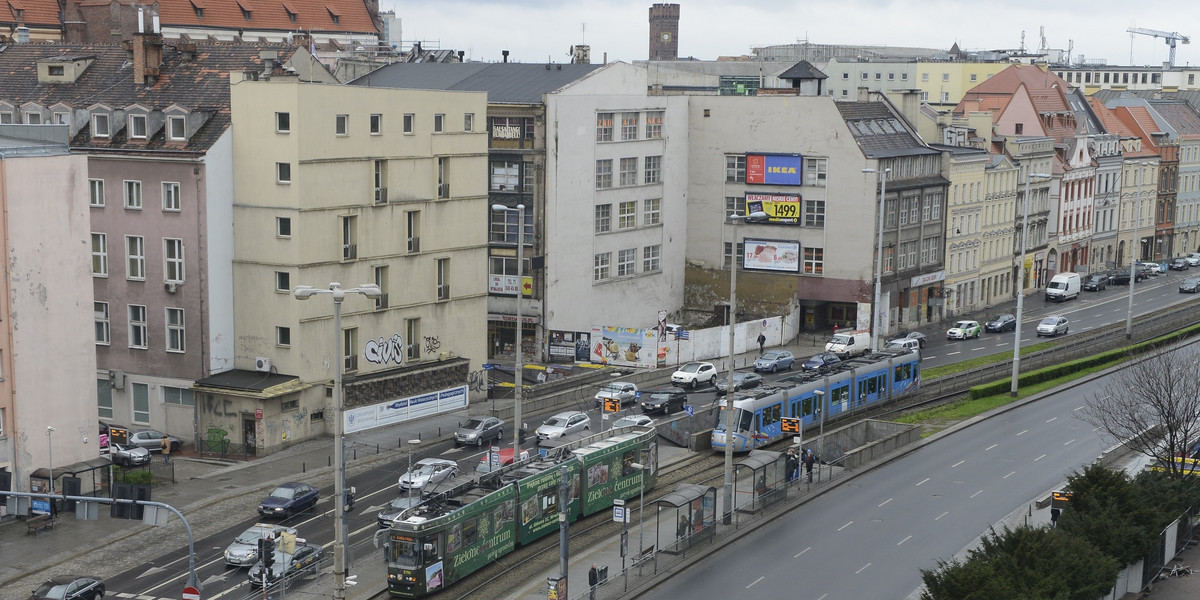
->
[489, 274, 533, 296]
[589, 326, 659, 368]
[742, 238, 801, 273]
[745, 193, 803, 224]
[343, 385, 469, 433]
[746, 153, 803, 186]
[548, 330, 592, 363]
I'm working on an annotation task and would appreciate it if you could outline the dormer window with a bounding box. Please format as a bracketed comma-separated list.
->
[0, 112, 11, 124]
[326, 6, 340, 24]
[190, 0, 205, 18]
[237, 0, 252, 20]
[48, 65, 64, 76]
[129, 114, 147, 139]
[25, 112, 41, 124]
[167, 116, 186, 141]
[92, 113, 110, 138]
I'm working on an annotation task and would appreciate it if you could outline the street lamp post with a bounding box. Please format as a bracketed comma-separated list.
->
[1010, 171, 1051, 396]
[293, 282, 381, 600]
[1127, 162, 1146, 339]
[722, 210, 766, 524]
[46, 426, 54, 503]
[492, 204, 526, 458]
[406, 439, 420, 506]
[862, 168, 890, 352]
[630, 460, 650, 575]
[813, 388, 825, 481]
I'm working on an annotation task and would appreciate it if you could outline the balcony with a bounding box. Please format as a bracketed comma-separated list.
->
[343, 244, 357, 261]
[438, 182, 450, 199]
[375, 293, 389, 310]
[437, 284, 451, 301]
[344, 354, 358, 372]
[374, 187, 388, 204]
[407, 237, 420, 253]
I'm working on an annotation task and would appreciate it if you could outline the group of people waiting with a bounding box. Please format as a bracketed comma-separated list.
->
[786, 448, 816, 483]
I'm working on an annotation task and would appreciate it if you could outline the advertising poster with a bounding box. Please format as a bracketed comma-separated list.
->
[742, 239, 801, 273]
[345, 385, 469, 433]
[589, 326, 659, 368]
[746, 153, 803, 185]
[574, 331, 591, 362]
[746, 193, 803, 224]
[426, 561, 444, 592]
[547, 330, 576, 363]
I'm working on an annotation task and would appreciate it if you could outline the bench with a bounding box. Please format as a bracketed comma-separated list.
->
[26, 514, 58, 535]
[630, 545, 655, 566]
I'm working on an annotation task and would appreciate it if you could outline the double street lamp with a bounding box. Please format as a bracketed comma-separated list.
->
[862, 167, 890, 352]
[492, 204, 526, 458]
[1010, 171, 1052, 396]
[293, 282, 381, 600]
[1127, 162, 1147, 339]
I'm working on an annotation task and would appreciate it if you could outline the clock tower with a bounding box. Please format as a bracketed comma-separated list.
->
[648, 3, 679, 61]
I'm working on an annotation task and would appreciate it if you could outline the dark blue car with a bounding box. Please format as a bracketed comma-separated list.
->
[257, 482, 319, 518]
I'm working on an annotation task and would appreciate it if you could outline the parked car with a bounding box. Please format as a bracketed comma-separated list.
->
[1081, 274, 1109, 291]
[670, 361, 717, 388]
[714, 372, 764, 395]
[107, 442, 150, 467]
[947, 320, 982, 340]
[474, 448, 531, 476]
[984, 314, 1017, 333]
[535, 410, 590, 444]
[1181, 277, 1200, 293]
[257, 482, 319, 518]
[1171, 257, 1191, 271]
[127, 429, 182, 453]
[801, 352, 841, 373]
[1138, 261, 1163, 275]
[640, 388, 687, 415]
[1187, 252, 1200, 267]
[224, 523, 298, 567]
[1110, 269, 1148, 285]
[376, 495, 428, 528]
[884, 338, 921, 353]
[887, 331, 928, 348]
[754, 350, 795, 372]
[825, 330, 870, 359]
[30, 576, 105, 600]
[247, 542, 323, 587]
[1036, 315, 1069, 337]
[611, 414, 655, 429]
[454, 416, 504, 447]
[593, 381, 639, 407]
[535, 411, 591, 441]
[398, 458, 459, 491]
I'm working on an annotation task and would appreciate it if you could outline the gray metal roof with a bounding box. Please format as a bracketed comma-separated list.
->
[348, 62, 605, 104]
[836, 101, 939, 158]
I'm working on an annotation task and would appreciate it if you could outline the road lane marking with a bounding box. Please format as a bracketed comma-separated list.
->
[1034, 454, 1046, 461]
[971, 347, 987, 352]
[916, 477, 930, 486]
[970, 490, 983, 498]
[1003, 471, 1016, 479]
[1045, 417, 1057, 423]
[952, 460, 965, 468]
[747, 576, 764, 588]
[856, 563, 872, 574]
[947, 351, 961, 356]
[1074, 405, 1085, 411]
[1064, 439, 1075, 445]
[838, 521, 854, 531]
[795, 546, 811, 558]
[1016, 429, 1029, 436]
[879, 498, 893, 507]
[985, 444, 997, 451]
[935, 511, 949, 521]
[898, 535, 912, 545]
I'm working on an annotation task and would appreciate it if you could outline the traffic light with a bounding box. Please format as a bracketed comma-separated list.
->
[261, 536, 276, 568]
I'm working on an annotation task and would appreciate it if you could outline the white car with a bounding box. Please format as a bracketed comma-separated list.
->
[594, 381, 639, 407]
[1187, 253, 1200, 267]
[398, 458, 459, 491]
[535, 411, 591, 441]
[946, 320, 982, 340]
[671, 361, 717, 388]
[611, 414, 654, 429]
[224, 523, 298, 567]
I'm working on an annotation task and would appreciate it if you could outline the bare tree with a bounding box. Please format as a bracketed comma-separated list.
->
[1079, 343, 1200, 479]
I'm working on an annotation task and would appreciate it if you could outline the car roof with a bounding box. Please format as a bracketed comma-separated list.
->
[551, 410, 585, 418]
[276, 481, 307, 489]
[416, 458, 456, 466]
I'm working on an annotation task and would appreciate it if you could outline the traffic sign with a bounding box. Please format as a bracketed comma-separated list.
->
[182, 585, 200, 600]
[482, 363, 496, 370]
[781, 417, 800, 434]
[684, 405, 694, 417]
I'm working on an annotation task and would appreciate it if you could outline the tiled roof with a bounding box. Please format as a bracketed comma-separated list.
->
[778, 60, 827, 80]
[154, 0, 377, 35]
[1149, 100, 1200, 136]
[1, 0, 61, 27]
[0, 42, 297, 152]
[957, 63, 1073, 117]
[835, 100, 938, 159]
[349, 62, 606, 104]
[1088, 98, 1158, 158]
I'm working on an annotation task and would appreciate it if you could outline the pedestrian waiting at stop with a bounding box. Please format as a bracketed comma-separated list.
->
[588, 563, 599, 600]
[786, 449, 799, 483]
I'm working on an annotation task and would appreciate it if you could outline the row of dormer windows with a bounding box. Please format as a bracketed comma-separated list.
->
[0, 106, 191, 142]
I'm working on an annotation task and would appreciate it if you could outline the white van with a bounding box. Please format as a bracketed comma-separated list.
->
[884, 338, 921, 353]
[1045, 273, 1081, 302]
[825, 330, 870, 359]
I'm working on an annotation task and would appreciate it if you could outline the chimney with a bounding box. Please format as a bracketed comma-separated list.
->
[16, 26, 29, 43]
[502, 50, 509, 63]
[128, 6, 164, 86]
[457, 50, 464, 62]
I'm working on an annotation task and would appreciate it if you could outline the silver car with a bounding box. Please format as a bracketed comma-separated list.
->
[1036, 315, 1069, 337]
[536, 411, 591, 441]
[224, 523, 297, 567]
[398, 458, 459, 491]
[376, 495, 427, 529]
[454, 416, 504, 447]
[127, 429, 182, 453]
[107, 442, 150, 467]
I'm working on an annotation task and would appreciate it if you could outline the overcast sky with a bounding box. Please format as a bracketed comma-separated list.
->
[380, 0, 1200, 68]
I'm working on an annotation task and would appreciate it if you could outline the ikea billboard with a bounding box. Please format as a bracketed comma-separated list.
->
[746, 153, 803, 185]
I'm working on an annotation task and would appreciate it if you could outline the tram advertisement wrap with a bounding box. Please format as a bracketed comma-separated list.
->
[580, 440, 658, 515]
[516, 462, 582, 545]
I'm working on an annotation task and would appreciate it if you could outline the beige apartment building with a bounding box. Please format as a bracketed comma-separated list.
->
[207, 76, 489, 455]
[938, 145, 990, 316]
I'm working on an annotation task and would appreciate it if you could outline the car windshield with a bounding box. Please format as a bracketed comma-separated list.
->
[411, 464, 438, 476]
[463, 419, 484, 430]
[679, 363, 701, 373]
[829, 335, 850, 344]
[600, 384, 623, 393]
[990, 315, 1006, 321]
[1040, 317, 1058, 326]
[544, 416, 569, 427]
[236, 528, 268, 543]
[650, 393, 673, 401]
[270, 487, 296, 500]
[760, 351, 782, 359]
[954, 321, 972, 328]
[388, 538, 423, 569]
[613, 418, 641, 427]
[34, 583, 69, 600]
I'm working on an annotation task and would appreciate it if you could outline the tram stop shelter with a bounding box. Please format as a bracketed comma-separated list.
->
[735, 450, 786, 517]
[652, 483, 717, 556]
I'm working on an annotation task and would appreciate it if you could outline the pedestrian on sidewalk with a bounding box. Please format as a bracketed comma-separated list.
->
[161, 435, 171, 464]
[757, 332, 766, 355]
[676, 513, 690, 546]
[786, 449, 799, 483]
[833, 322, 839, 335]
[588, 563, 599, 600]
[805, 449, 815, 483]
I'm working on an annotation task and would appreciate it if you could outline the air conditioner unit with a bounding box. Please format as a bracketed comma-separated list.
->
[108, 369, 126, 390]
[164, 282, 178, 294]
[255, 357, 272, 372]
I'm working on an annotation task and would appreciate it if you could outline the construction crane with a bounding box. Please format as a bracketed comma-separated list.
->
[1126, 27, 1190, 67]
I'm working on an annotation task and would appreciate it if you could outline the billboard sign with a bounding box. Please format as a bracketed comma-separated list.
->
[742, 239, 801, 273]
[746, 193, 803, 224]
[746, 153, 803, 186]
[589, 326, 659, 368]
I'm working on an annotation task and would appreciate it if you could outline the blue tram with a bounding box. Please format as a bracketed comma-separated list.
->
[712, 348, 920, 452]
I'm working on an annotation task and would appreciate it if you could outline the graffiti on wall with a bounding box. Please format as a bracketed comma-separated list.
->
[466, 369, 488, 393]
[365, 334, 405, 365]
[424, 335, 441, 355]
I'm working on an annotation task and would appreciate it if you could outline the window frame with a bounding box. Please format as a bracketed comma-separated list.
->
[595, 159, 613, 189]
[92, 113, 110, 138]
[370, 113, 382, 134]
[129, 114, 148, 139]
[165, 307, 185, 353]
[125, 235, 145, 281]
[644, 155, 661, 184]
[644, 197, 661, 226]
[593, 252, 612, 281]
[594, 204, 611, 233]
[643, 244, 661, 272]
[276, 162, 292, 184]
[645, 111, 663, 139]
[596, 112, 614, 142]
[168, 115, 186, 140]
[617, 248, 636, 277]
[803, 247, 824, 275]
[277, 216, 292, 237]
[128, 304, 148, 349]
[275, 271, 290, 292]
[276, 112, 291, 133]
[433, 113, 445, 133]
[618, 201, 637, 229]
[164, 238, 185, 283]
[726, 155, 746, 182]
[276, 326, 291, 347]
[92, 233, 108, 276]
[124, 180, 142, 209]
[619, 157, 638, 186]
[89, 179, 105, 207]
[335, 113, 349, 136]
[162, 181, 181, 212]
[95, 301, 110, 345]
[403, 113, 414, 134]
[620, 112, 639, 140]
[464, 113, 474, 132]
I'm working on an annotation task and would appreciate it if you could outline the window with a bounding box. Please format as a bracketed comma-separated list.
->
[126, 235, 145, 280]
[620, 112, 638, 140]
[619, 157, 637, 186]
[595, 204, 611, 233]
[369, 113, 382, 134]
[438, 157, 449, 198]
[921, 73, 929, 82]
[343, 327, 358, 371]
[885, 199, 897, 227]
[0, 112, 10, 124]
[940, 92, 950, 103]
[617, 248, 636, 276]
[276, 111, 290, 132]
[726, 196, 745, 216]
[644, 155, 661, 184]
[275, 271, 290, 292]
[724, 242, 744, 269]
[464, 113, 474, 132]
[643, 244, 661, 272]
[646, 111, 663, 138]
[1014, 123, 1023, 135]
[883, 246, 894, 273]
[405, 318, 421, 361]
[804, 158, 827, 186]
[618, 201, 637, 229]
[168, 116, 186, 140]
[274, 325, 291, 346]
[594, 252, 611, 281]
[124, 180, 142, 209]
[805, 199, 825, 227]
[342, 215, 358, 260]
[596, 159, 613, 189]
[596, 112, 613, 141]
[644, 198, 661, 225]
[941, 73, 949, 82]
[335, 114, 349, 135]
[95, 302, 110, 345]
[128, 305, 148, 349]
[93, 113, 110, 137]
[433, 113, 444, 133]
[726, 155, 746, 182]
[165, 307, 185, 352]
[163, 385, 194, 406]
[407, 210, 421, 252]
[374, 265, 389, 309]
[91, 233, 108, 276]
[803, 247, 824, 275]
[374, 160, 388, 202]
[97, 380, 113, 419]
[923, 236, 941, 263]
[403, 113, 414, 134]
[970, 73, 978, 82]
[490, 160, 520, 191]
[277, 216, 291, 237]
[162, 182, 180, 211]
[129, 114, 147, 139]
[164, 238, 184, 282]
[132, 383, 149, 423]
[276, 162, 291, 183]
[89, 179, 105, 207]
[54, 112, 68, 124]
[908, 195, 919, 223]
[432, 257, 453, 301]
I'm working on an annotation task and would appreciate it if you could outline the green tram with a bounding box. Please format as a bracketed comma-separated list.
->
[384, 426, 658, 598]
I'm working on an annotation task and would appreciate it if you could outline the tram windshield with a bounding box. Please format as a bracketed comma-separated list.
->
[713, 408, 754, 433]
[389, 537, 423, 569]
